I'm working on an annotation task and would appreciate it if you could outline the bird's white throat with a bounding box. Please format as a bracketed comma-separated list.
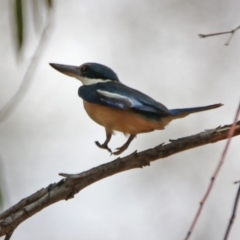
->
[76, 76, 111, 85]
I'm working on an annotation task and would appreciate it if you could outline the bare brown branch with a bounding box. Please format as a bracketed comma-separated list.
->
[0, 120, 240, 238]
[199, 24, 240, 45]
[184, 103, 240, 240]
[223, 182, 240, 240]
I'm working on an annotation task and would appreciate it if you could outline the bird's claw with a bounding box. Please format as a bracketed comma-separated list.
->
[95, 141, 112, 153]
[112, 146, 126, 156]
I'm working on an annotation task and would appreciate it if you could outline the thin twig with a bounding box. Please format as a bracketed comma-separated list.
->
[199, 24, 240, 46]
[0, 9, 54, 122]
[223, 182, 240, 240]
[184, 102, 240, 240]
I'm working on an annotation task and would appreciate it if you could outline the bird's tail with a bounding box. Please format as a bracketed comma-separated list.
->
[170, 103, 223, 118]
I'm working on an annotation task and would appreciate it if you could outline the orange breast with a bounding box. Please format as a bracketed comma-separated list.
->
[83, 101, 173, 135]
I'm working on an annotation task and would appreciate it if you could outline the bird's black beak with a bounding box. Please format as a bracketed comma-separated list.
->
[49, 63, 80, 78]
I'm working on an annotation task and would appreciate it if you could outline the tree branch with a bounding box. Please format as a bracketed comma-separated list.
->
[199, 24, 240, 45]
[0, 120, 240, 238]
[184, 103, 240, 240]
[223, 181, 240, 240]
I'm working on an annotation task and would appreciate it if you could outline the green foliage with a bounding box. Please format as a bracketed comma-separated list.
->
[14, 0, 24, 51]
[46, 0, 53, 9]
[13, 0, 53, 53]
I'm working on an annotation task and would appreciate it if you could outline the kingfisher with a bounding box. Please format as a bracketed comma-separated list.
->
[49, 62, 222, 155]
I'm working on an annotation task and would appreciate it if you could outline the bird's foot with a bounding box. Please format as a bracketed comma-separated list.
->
[95, 141, 112, 153]
[112, 135, 135, 155]
[112, 145, 128, 156]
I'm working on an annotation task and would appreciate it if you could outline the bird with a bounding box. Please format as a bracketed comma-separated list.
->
[49, 62, 222, 155]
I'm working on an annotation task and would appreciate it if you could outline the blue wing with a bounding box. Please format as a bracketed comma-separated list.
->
[78, 82, 172, 117]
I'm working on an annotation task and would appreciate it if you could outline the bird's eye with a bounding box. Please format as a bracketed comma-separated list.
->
[82, 65, 89, 73]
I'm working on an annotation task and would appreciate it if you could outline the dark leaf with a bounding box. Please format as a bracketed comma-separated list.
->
[14, 0, 24, 51]
[46, 0, 53, 9]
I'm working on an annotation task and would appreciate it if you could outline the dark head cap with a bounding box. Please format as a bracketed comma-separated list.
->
[50, 62, 119, 85]
[79, 63, 119, 81]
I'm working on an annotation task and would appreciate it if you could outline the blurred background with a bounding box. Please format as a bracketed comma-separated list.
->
[0, 0, 240, 239]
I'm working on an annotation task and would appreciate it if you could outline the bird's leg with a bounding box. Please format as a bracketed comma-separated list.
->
[113, 135, 136, 155]
[95, 131, 112, 153]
